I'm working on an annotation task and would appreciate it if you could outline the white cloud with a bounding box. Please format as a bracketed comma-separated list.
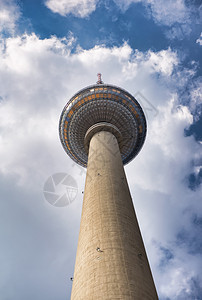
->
[0, 33, 202, 299]
[147, 0, 190, 26]
[0, 0, 20, 34]
[189, 79, 202, 120]
[45, 0, 97, 17]
[114, 0, 191, 31]
[144, 48, 178, 76]
[159, 265, 199, 298]
[44, 0, 192, 25]
[196, 32, 202, 46]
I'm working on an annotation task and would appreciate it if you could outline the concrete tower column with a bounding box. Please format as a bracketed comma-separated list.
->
[71, 130, 158, 300]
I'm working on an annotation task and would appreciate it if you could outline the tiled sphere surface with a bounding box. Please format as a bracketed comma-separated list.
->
[59, 84, 146, 167]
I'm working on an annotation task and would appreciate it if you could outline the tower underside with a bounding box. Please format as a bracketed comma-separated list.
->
[59, 84, 146, 167]
[70, 131, 158, 299]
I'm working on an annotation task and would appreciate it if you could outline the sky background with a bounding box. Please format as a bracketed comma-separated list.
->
[0, 0, 202, 299]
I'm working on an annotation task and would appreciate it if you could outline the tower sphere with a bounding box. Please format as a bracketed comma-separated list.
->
[59, 83, 147, 167]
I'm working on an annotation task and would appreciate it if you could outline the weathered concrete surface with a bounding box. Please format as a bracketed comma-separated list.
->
[71, 131, 158, 300]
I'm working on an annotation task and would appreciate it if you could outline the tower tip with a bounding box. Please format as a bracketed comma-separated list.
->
[97, 73, 104, 84]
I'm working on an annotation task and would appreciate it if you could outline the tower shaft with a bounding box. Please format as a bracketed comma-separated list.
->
[71, 131, 158, 299]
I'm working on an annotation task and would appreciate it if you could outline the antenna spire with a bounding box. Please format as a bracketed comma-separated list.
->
[96, 73, 104, 84]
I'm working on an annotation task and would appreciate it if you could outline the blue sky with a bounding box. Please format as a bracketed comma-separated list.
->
[0, 0, 201, 299]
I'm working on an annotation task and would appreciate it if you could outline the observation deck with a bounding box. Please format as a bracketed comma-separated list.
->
[59, 83, 147, 167]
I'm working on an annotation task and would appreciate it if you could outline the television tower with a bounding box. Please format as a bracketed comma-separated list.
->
[59, 74, 158, 299]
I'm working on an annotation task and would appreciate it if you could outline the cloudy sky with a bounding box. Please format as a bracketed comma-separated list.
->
[0, 0, 201, 299]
